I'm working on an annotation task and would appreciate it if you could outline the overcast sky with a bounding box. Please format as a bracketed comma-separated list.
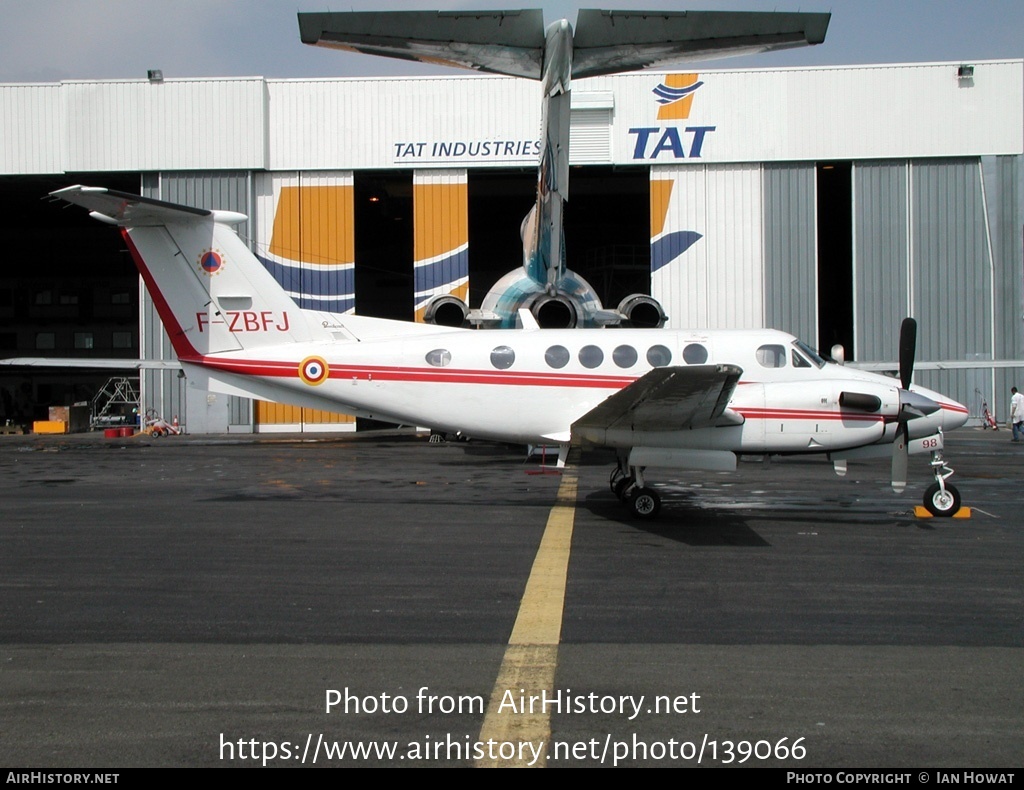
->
[1, 0, 1020, 83]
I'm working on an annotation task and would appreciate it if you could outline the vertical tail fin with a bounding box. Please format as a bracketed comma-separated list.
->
[50, 186, 331, 359]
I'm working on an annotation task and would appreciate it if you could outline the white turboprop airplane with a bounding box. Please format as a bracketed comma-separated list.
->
[48, 185, 969, 519]
[297, 9, 830, 328]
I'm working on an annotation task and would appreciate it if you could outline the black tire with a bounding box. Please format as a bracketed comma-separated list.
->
[613, 476, 634, 502]
[923, 482, 961, 517]
[629, 487, 661, 519]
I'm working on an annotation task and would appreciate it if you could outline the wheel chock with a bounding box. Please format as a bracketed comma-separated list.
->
[913, 506, 972, 519]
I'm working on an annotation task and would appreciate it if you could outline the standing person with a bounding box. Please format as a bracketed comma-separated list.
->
[1011, 387, 1024, 442]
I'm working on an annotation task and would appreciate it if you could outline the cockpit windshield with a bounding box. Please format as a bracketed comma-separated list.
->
[792, 339, 826, 369]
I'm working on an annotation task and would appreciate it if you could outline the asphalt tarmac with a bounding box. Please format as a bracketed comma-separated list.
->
[0, 428, 1020, 768]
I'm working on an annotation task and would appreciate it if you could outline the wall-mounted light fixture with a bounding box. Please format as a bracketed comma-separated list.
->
[147, 69, 164, 83]
[957, 64, 974, 80]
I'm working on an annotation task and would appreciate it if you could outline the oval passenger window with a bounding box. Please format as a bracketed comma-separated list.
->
[425, 349, 451, 367]
[578, 345, 604, 369]
[613, 345, 638, 368]
[646, 344, 672, 367]
[545, 345, 570, 369]
[490, 345, 516, 370]
[682, 343, 708, 364]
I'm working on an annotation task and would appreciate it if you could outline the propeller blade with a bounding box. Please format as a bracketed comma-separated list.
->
[891, 424, 908, 493]
[899, 317, 917, 390]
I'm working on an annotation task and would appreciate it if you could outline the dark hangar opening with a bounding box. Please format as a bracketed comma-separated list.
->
[816, 161, 854, 359]
[354, 171, 414, 321]
[0, 173, 142, 425]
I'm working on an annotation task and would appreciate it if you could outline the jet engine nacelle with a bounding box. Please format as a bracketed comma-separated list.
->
[422, 294, 470, 327]
[474, 267, 601, 328]
[468, 268, 666, 329]
[617, 293, 668, 328]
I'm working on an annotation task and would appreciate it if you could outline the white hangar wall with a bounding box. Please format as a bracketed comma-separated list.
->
[63, 78, 266, 172]
[2, 60, 1022, 430]
[4, 60, 1018, 173]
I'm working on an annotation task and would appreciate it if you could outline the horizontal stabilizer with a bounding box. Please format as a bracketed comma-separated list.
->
[51, 185, 330, 359]
[299, 9, 830, 82]
[572, 9, 831, 78]
[298, 10, 545, 79]
[49, 186, 246, 227]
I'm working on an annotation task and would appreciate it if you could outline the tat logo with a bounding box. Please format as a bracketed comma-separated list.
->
[629, 73, 716, 160]
[654, 73, 704, 120]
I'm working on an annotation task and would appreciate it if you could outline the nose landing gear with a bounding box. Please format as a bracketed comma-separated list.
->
[923, 434, 961, 516]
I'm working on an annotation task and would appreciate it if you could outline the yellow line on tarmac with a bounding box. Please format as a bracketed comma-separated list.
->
[475, 464, 579, 768]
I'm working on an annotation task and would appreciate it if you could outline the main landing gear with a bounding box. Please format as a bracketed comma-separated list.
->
[923, 440, 961, 517]
[609, 461, 661, 520]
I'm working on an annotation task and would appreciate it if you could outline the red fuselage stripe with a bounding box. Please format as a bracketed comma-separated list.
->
[199, 356, 636, 388]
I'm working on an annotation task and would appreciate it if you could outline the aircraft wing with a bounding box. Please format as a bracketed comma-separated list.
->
[849, 359, 1024, 371]
[572, 9, 830, 79]
[573, 364, 743, 444]
[298, 10, 545, 79]
[0, 357, 180, 369]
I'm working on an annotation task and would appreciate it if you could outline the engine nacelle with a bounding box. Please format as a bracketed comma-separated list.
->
[477, 267, 606, 329]
[616, 293, 667, 328]
[422, 294, 469, 327]
[525, 293, 580, 328]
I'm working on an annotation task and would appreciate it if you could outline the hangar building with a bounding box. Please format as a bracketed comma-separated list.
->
[1, 59, 1021, 432]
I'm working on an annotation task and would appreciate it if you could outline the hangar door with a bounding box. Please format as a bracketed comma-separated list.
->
[252, 171, 357, 432]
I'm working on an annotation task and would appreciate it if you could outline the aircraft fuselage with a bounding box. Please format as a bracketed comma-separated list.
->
[187, 323, 968, 452]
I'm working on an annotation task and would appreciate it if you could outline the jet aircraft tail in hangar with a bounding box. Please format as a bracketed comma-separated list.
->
[298, 9, 830, 328]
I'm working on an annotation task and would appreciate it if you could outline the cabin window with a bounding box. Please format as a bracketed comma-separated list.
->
[612, 345, 638, 368]
[545, 345, 570, 369]
[791, 349, 812, 368]
[578, 345, 604, 369]
[646, 344, 672, 367]
[425, 349, 451, 367]
[756, 344, 787, 368]
[683, 343, 708, 364]
[490, 345, 515, 370]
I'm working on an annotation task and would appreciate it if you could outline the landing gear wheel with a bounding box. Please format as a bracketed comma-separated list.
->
[609, 467, 625, 495]
[923, 482, 961, 517]
[629, 487, 661, 519]
[613, 476, 634, 502]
